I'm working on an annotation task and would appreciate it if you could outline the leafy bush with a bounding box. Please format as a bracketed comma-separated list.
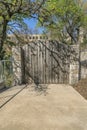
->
[4, 74, 13, 88]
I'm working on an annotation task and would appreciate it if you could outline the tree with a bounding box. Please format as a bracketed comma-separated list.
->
[38, 0, 87, 44]
[38, 0, 87, 81]
[0, 0, 46, 60]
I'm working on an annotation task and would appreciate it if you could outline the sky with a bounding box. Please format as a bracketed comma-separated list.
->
[23, 18, 44, 34]
[8, 17, 45, 34]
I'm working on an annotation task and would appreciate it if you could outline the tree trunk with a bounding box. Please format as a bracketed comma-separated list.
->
[78, 44, 81, 80]
[76, 28, 81, 80]
[0, 19, 8, 60]
[20, 47, 26, 84]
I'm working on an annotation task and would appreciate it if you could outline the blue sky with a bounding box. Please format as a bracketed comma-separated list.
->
[24, 18, 44, 34]
[8, 17, 45, 34]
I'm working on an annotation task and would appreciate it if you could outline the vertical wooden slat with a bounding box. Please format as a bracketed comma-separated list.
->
[45, 41, 47, 83]
[46, 41, 49, 83]
[37, 41, 39, 83]
[40, 41, 43, 83]
[24, 40, 69, 84]
[36, 41, 38, 83]
[43, 41, 46, 84]
[42, 42, 44, 83]
[52, 47, 54, 83]
[49, 43, 51, 83]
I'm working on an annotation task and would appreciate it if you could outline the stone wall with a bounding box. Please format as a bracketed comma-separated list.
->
[12, 43, 87, 85]
[69, 45, 79, 84]
[69, 63, 79, 84]
[81, 49, 87, 79]
[12, 46, 22, 85]
[69, 46, 87, 85]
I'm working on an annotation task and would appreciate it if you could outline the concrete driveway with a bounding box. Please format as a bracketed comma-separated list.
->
[0, 84, 87, 130]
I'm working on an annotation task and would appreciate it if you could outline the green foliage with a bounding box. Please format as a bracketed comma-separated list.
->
[0, 60, 13, 88]
[0, 0, 46, 59]
[38, 0, 87, 44]
[4, 74, 13, 88]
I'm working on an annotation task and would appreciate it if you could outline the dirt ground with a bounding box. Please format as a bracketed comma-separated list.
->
[72, 78, 87, 100]
[0, 84, 87, 130]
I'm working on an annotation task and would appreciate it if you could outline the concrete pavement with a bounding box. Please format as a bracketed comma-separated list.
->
[0, 84, 87, 130]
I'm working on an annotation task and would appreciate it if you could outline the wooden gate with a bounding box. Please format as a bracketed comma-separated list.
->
[23, 40, 69, 84]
